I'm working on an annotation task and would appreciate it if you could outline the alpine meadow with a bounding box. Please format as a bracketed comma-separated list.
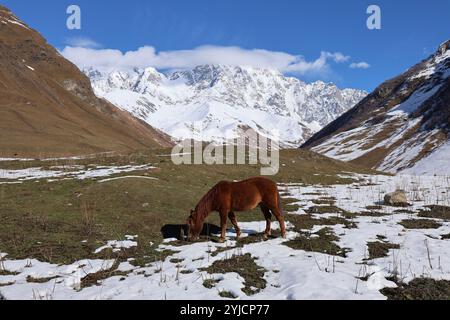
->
[1, 1, 450, 303]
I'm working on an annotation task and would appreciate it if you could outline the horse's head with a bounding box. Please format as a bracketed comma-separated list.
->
[186, 209, 202, 241]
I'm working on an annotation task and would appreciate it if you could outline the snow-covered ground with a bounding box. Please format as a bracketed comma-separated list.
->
[402, 141, 450, 176]
[1, 173, 450, 300]
[0, 164, 155, 183]
[0, 151, 117, 162]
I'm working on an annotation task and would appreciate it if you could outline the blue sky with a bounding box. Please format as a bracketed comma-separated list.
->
[2, 0, 449, 91]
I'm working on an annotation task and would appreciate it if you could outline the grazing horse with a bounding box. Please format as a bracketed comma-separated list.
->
[186, 177, 286, 242]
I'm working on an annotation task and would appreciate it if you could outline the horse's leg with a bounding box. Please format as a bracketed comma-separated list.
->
[270, 206, 286, 239]
[218, 210, 228, 243]
[228, 212, 241, 239]
[260, 205, 272, 238]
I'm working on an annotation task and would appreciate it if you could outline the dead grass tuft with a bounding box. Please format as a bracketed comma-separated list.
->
[381, 278, 450, 300]
[366, 241, 400, 260]
[284, 227, 349, 257]
[418, 205, 450, 221]
[200, 253, 266, 296]
[399, 219, 442, 229]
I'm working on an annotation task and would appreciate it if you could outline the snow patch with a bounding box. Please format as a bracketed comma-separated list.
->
[0, 164, 155, 182]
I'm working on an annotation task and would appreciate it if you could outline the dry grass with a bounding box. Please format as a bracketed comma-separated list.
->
[219, 291, 237, 299]
[441, 233, 450, 240]
[200, 253, 267, 296]
[0, 148, 374, 265]
[284, 227, 349, 257]
[305, 205, 351, 215]
[0, 269, 19, 276]
[286, 213, 357, 230]
[203, 278, 220, 289]
[366, 241, 400, 260]
[381, 278, 450, 300]
[26, 275, 60, 284]
[418, 205, 450, 221]
[366, 205, 383, 210]
[399, 219, 442, 229]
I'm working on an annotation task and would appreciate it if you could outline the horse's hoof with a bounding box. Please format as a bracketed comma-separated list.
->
[218, 238, 225, 243]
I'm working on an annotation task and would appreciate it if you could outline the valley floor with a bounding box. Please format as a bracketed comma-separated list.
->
[1, 163, 450, 300]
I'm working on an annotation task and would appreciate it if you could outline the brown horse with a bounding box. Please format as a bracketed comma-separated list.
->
[186, 177, 286, 242]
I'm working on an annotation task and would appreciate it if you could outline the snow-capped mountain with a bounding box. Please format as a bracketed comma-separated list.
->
[303, 40, 450, 175]
[85, 65, 367, 147]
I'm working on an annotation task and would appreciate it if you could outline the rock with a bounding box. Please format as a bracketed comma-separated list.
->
[384, 190, 409, 207]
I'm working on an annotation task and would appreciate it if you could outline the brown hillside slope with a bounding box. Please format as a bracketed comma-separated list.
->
[0, 5, 172, 158]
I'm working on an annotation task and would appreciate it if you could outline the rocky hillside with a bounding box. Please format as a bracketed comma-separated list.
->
[84, 65, 366, 147]
[0, 5, 172, 158]
[303, 40, 450, 175]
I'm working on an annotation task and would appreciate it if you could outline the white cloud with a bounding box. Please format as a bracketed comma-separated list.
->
[350, 61, 370, 69]
[323, 52, 351, 63]
[64, 37, 102, 49]
[61, 45, 352, 76]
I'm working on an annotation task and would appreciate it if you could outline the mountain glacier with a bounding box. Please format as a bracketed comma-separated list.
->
[85, 65, 367, 147]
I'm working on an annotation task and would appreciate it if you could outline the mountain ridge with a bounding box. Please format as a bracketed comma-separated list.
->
[302, 40, 450, 174]
[83, 64, 367, 147]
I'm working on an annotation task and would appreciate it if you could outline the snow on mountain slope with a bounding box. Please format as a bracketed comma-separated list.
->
[84, 65, 366, 147]
[303, 40, 450, 174]
[402, 140, 450, 175]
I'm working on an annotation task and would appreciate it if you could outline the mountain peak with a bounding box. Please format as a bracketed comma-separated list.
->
[168, 64, 283, 86]
[0, 4, 11, 14]
[438, 39, 450, 55]
[85, 64, 366, 147]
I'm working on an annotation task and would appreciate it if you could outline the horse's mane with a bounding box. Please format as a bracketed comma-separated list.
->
[193, 183, 219, 221]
